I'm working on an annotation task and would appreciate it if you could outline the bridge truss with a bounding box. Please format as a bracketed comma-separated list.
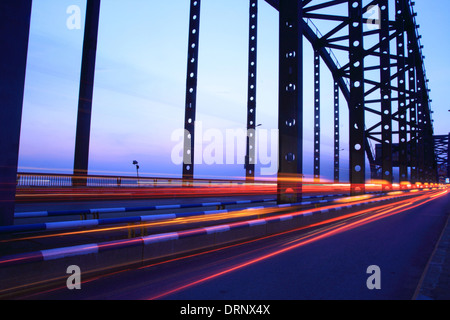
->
[434, 134, 450, 183]
[0, 0, 439, 225]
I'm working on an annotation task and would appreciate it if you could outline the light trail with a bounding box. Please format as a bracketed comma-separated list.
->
[147, 189, 448, 300]
[8, 189, 447, 300]
[0, 207, 286, 243]
[2, 189, 420, 244]
[3, 188, 437, 245]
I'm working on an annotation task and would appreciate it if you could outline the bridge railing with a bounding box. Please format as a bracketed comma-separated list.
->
[16, 172, 276, 188]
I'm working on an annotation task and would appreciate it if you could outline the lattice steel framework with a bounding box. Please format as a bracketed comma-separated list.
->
[1, 0, 439, 225]
[434, 134, 450, 183]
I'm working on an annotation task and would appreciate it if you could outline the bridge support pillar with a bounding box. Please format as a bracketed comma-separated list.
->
[73, 0, 101, 187]
[313, 50, 321, 182]
[407, 32, 418, 184]
[416, 64, 427, 184]
[183, 0, 201, 182]
[396, 0, 408, 187]
[0, 1, 32, 226]
[447, 133, 450, 181]
[277, 0, 303, 204]
[380, 0, 393, 191]
[334, 80, 340, 183]
[348, 0, 365, 195]
[245, 0, 258, 181]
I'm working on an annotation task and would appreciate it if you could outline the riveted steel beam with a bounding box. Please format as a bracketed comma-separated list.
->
[277, 0, 303, 204]
[246, 0, 258, 181]
[0, 0, 32, 226]
[334, 80, 340, 183]
[183, 0, 201, 182]
[396, 0, 408, 186]
[407, 33, 418, 184]
[379, 0, 393, 190]
[73, 0, 101, 187]
[313, 50, 321, 182]
[348, 0, 365, 195]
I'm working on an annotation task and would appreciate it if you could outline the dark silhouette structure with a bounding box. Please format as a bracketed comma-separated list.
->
[0, 0, 441, 226]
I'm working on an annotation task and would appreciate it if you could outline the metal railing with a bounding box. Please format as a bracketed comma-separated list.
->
[16, 172, 276, 188]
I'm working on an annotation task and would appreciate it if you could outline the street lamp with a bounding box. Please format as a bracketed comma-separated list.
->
[132, 160, 140, 185]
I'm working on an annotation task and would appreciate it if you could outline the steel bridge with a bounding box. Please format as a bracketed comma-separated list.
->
[0, 0, 446, 227]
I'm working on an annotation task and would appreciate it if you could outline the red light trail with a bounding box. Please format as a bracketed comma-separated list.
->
[147, 189, 448, 300]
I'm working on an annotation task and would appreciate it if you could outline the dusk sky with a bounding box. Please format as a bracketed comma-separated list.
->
[18, 0, 450, 182]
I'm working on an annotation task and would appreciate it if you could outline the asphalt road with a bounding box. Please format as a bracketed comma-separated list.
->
[17, 191, 450, 301]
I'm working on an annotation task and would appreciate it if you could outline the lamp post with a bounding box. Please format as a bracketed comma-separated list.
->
[133, 160, 140, 186]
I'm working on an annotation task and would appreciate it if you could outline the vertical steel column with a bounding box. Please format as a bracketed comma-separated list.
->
[396, 0, 408, 185]
[245, 0, 258, 181]
[407, 37, 418, 184]
[348, 0, 365, 195]
[73, 0, 101, 186]
[409, 66, 418, 183]
[379, 0, 392, 190]
[313, 50, 320, 182]
[447, 133, 450, 180]
[183, 0, 201, 182]
[334, 80, 340, 183]
[416, 68, 426, 183]
[0, 1, 32, 226]
[277, 0, 303, 204]
[424, 104, 434, 183]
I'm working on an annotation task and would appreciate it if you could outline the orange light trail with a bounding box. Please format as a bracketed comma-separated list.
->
[0, 207, 286, 243]
[10, 189, 446, 300]
[147, 189, 448, 300]
[4, 189, 437, 244]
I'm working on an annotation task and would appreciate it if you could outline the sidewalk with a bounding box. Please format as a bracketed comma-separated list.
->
[415, 212, 450, 300]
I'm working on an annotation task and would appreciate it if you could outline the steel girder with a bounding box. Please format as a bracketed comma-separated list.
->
[182, 0, 201, 182]
[245, 0, 258, 181]
[434, 134, 450, 183]
[313, 50, 321, 182]
[347, 0, 366, 195]
[378, 0, 393, 189]
[2, 0, 438, 227]
[277, 0, 303, 203]
[73, 0, 101, 186]
[334, 80, 340, 183]
[266, 0, 436, 189]
[0, 1, 32, 226]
